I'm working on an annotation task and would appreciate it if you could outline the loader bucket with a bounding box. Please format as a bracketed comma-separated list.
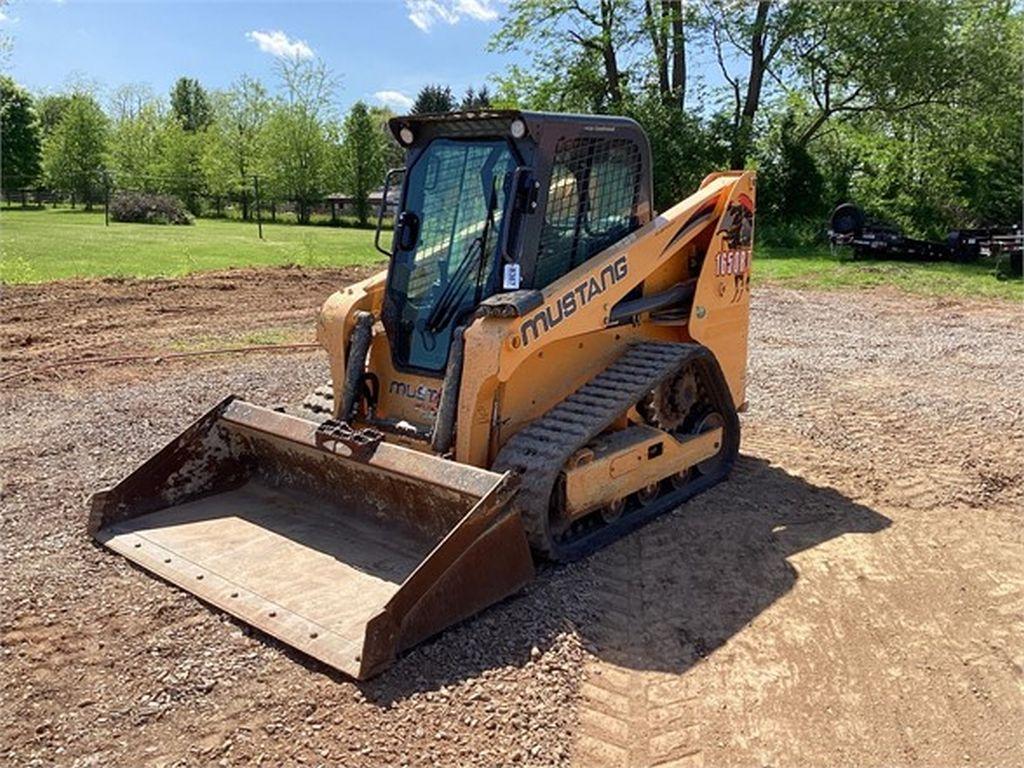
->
[88, 397, 533, 680]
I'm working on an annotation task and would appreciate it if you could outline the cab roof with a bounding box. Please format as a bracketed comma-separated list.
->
[387, 109, 646, 148]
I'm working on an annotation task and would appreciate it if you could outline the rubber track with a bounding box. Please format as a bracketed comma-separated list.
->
[493, 341, 740, 561]
[297, 383, 334, 423]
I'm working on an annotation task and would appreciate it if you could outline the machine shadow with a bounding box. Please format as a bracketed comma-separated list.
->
[579, 454, 891, 676]
[347, 455, 891, 703]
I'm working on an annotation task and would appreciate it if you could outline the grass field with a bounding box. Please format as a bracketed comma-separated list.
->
[756, 245, 1023, 301]
[2, 207, 1020, 300]
[0, 208, 382, 282]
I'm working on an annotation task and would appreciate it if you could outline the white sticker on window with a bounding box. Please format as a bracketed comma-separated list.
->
[502, 263, 522, 290]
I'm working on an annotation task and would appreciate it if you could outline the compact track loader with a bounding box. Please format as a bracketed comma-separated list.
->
[90, 111, 755, 679]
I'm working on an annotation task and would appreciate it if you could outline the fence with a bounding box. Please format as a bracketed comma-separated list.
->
[2, 173, 399, 238]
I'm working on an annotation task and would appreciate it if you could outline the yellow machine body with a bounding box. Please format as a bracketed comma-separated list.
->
[319, 170, 754, 467]
[90, 111, 755, 679]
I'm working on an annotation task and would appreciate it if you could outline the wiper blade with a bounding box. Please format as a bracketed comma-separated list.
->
[424, 185, 500, 334]
[424, 235, 483, 333]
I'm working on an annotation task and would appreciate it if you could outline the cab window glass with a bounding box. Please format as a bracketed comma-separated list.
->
[534, 137, 641, 288]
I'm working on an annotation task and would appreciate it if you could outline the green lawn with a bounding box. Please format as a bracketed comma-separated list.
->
[2, 208, 1019, 301]
[0, 207, 382, 283]
[756, 245, 1022, 301]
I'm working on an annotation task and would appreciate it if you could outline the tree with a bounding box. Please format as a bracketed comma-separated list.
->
[262, 57, 337, 224]
[157, 118, 206, 214]
[1, 77, 43, 196]
[707, 0, 1015, 169]
[41, 93, 108, 208]
[160, 78, 213, 212]
[744, 1, 1023, 236]
[459, 85, 492, 110]
[490, 0, 1022, 236]
[107, 84, 164, 191]
[339, 101, 386, 225]
[706, 0, 812, 168]
[641, 0, 688, 106]
[36, 94, 71, 140]
[412, 84, 454, 114]
[782, 0, 1010, 148]
[108, 98, 165, 192]
[170, 77, 213, 132]
[829, 10, 1022, 237]
[491, 0, 636, 110]
[623, 92, 732, 211]
[491, 0, 703, 112]
[109, 83, 157, 122]
[203, 76, 269, 218]
[368, 105, 404, 170]
[757, 112, 825, 219]
[492, 58, 609, 113]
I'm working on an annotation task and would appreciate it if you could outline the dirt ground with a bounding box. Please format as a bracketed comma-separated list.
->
[1, 269, 1021, 767]
[0, 266, 378, 374]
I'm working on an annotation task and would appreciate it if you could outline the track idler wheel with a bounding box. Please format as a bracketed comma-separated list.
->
[693, 412, 726, 475]
[601, 497, 626, 523]
[670, 467, 695, 489]
[635, 483, 660, 505]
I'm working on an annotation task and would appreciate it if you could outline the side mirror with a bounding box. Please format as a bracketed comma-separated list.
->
[499, 166, 539, 265]
[396, 211, 420, 252]
[375, 167, 406, 258]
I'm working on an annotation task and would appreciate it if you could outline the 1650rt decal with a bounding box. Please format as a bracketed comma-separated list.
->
[714, 194, 754, 303]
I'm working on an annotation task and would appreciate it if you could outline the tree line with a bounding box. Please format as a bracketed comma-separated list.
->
[2, 63, 389, 225]
[2, 0, 1020, 241]
[1, 62, 500, 226]
[491, 0, 1022, 240]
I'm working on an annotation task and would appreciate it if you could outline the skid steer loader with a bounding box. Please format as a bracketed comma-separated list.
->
[90, 110, 755, 680]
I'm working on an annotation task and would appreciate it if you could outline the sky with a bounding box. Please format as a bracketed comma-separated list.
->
[1, 0, 528, 112]
[2, 0, 728, 115]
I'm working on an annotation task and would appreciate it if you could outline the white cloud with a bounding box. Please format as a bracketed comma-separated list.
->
[406, 0, 499, 33]
[456, 0, 500, 22]
[374, 90, 415, 111]
[407, 2, 453, 32]
[245, 30, 314, 60]
[0, 11, 7, 23]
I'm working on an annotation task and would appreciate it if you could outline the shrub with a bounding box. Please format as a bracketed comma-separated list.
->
[109, 191, 194, 225]
[756, 216, 828, 248]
